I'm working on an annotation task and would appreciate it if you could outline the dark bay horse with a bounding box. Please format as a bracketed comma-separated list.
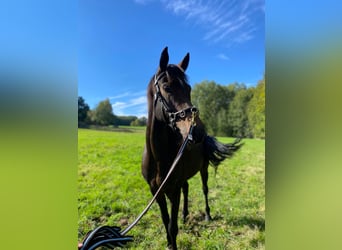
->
[142, 47, 242, 250]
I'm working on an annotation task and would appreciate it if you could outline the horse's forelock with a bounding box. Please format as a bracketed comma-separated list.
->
[166, 64, 189, 88]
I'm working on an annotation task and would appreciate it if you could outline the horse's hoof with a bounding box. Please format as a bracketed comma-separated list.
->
[205, 214, 212, 221]
[167, 245, 177, 250]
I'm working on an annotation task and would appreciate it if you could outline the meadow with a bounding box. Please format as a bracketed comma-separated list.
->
[78, 128, 265, 249]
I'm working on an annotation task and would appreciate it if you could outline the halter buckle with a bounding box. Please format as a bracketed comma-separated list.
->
[191, 107, 198, 126]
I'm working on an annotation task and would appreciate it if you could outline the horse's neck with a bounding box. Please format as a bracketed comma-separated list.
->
[147, 116, 176, 159]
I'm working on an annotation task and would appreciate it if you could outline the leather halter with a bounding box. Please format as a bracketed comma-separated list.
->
[153, 71, 198, 130]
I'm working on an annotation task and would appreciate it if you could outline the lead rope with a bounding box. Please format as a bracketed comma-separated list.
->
[120, 111, 197, 236]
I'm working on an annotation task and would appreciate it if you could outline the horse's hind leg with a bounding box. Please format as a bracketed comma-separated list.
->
[200, 166, 212, 221]
[182, 181, 189, 223]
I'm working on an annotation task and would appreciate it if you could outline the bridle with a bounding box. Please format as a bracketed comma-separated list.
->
[153, 71, 198, 130]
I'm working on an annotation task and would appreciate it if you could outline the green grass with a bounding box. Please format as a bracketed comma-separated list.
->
[78, 128, 265, 249]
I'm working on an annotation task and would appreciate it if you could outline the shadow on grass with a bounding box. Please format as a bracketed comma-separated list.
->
[229, 216, 265, 231]
[182, 212, 264, 236]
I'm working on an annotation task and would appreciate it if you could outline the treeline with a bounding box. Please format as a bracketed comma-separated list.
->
[191, 76, 265, 138]
[78, 76, 265, 138]
[78, 98, 147, 127]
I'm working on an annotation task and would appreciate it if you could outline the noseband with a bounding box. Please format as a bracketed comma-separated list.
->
[153, 72, 198, 130]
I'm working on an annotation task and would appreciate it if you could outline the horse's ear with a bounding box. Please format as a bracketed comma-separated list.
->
[178, 52, 190, 72]
[159, 46, 169, 72]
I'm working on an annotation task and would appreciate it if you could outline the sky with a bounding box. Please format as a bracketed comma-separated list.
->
[79, 0, 265, 117]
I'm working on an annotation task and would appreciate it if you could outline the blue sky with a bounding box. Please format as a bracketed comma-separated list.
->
[79, 0, 265, 117]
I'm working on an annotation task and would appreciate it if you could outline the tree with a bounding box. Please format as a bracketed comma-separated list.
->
[217, 83, 248, 136]
[191, 81, 235, 135]
[90, 99, 116, 126]
[78, 96, 90, 126]
[217, 108, 232, 137]
[227, 87, 253, 137]
[247, 77, 265, 138]
[117, 116, 138, 126]
[192, 81, 253, 136]
[130, 117, 147, 126]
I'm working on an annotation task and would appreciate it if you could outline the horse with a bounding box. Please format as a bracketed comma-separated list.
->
[141, 47, 242, 250]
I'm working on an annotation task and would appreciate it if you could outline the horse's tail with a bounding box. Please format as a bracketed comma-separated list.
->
[204, 136, 243, 168]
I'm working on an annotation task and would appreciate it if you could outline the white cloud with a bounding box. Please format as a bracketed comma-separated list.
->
[109, 90, 146, 100]
[109, 92, 131, 100]
[159, 0, 264, 45]
[217, 53, 229, 60]
[112, 95, 147, 117]
[129, 96, 147, 107]
[112, 101, 126, 109]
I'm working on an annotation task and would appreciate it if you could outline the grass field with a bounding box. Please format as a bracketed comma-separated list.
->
[78, 128, 265, 249]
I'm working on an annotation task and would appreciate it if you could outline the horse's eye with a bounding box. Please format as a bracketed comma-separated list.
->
[163, 85, 173, 93]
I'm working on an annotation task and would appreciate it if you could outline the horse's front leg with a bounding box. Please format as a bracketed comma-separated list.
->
[156, 193, 172, 246]
[167, 187, 181, 250]
[182, 181, 189, 223]
[150, 179, 172, 247]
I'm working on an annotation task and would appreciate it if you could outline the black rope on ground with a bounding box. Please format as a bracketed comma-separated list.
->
[79, 225, 133, 250]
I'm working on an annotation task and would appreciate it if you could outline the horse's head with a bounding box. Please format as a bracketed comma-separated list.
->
[150, 47, 201, 142]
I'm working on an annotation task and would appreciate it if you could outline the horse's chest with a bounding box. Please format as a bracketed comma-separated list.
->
[178, 143, 204, 178]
